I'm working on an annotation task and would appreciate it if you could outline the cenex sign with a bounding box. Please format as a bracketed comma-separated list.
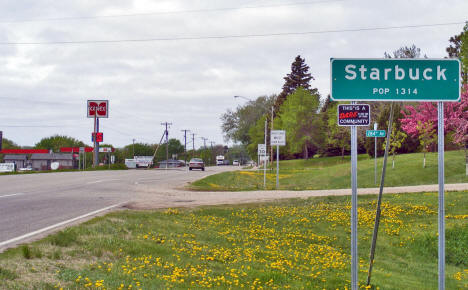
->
[331, 59, 460, 101]
[87, 100, 109, 118]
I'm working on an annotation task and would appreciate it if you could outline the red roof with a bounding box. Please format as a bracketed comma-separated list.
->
[0, 149, 49, 154]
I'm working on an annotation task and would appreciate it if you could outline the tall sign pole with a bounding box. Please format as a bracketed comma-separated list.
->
[87, 100, 108, 168]
[270, 130, 285, 189]
[337, 103, 371, 290]
[93, 114, 97, 167]
[438, 102, 445, 289]
[264, 119, 267, 188]
[331, 58, 460, 290]
[374, 123, 378, 185]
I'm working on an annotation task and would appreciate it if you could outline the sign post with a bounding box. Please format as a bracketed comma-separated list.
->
[87, 100, 109, 167]
[270, 130, 286, 189]
[437, 102, 445, 290]
[366, 126, 387, 185]
[331, 58, 460, 290]
[337, 103, 370, 290]
[258, 144, 267, 188]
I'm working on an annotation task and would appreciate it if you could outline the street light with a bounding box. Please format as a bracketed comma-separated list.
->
[234, 95, 275, 188]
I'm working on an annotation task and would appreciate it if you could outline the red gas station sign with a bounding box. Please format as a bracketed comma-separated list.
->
[87, 100, 109, 118]
[92, 132, 104, 143]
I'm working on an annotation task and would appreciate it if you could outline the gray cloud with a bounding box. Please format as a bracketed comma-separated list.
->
[0, 0, 466, 147]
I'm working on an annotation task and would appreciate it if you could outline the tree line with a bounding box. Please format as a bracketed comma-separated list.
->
[0, 134, 245, 167]
[221, 24, 468, 165]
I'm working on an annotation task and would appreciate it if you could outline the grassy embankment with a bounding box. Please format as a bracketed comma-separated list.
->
[189, 150, 468, 191]
[0, 191, 467, 289]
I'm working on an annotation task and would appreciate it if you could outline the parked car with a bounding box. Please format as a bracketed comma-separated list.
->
[189, 158, 205, 171]
[233, 160, 240, 166]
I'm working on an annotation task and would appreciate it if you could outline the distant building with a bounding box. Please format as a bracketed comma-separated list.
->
[3, 154, 28, 169]
[30, 153, 76, 171]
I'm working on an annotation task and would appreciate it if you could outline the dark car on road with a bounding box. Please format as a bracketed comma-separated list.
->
[189, 158, 205, 171]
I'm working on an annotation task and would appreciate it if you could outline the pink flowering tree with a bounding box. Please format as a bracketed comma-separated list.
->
[446, 86, 468, 175]
[401, 85, 468, 173]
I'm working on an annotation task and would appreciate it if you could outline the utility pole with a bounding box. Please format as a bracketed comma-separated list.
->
[209, 141, 215, 166]
[201, 137, 208, 165]
[161, 122, 172, 169]
[191, 133, 196, 157]
[181, 129, 190, 168]
[132, 138, 135, 158]
[201, 137, 208, 149]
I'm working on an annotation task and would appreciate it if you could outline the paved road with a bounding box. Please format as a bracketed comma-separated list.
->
[0, 166, 236, 251]
[1, 167, 467, 251]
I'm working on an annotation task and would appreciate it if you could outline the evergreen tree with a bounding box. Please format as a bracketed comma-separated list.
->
[274, 55, 317, 112]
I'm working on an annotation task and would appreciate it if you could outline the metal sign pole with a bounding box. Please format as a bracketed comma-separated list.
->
[350, 102, 358, 290]
[351, 126, 358, 289]
[374, 123, 377, 185]
[264, 120, 267, 188]
[438, 102, 445, 290]
[93, 114, 97, 167]
[276, 145, 279, 189]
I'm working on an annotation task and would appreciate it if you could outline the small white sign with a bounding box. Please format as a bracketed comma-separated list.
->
[99, 147, 113, 153]
[0, 163, 15, 172]
[258, 144, 266, 156]
[270, 130, 286, 146]
[260, 155, 269, 162]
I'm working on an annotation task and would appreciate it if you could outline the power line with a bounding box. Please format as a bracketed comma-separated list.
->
[0, 0, 344, 24]
[0, 21, 464, 45]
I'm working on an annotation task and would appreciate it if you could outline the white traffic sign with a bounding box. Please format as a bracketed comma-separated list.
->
[258, 144, 266, 156]
[99, 147, 113, 153]
[270, 130, 286, 146]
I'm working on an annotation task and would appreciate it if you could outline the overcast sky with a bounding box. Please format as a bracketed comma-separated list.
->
[0, 0, 466, 148]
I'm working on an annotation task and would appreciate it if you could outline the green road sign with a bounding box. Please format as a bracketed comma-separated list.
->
[366, 130, 386, 137]
[331, 59, 460, 101]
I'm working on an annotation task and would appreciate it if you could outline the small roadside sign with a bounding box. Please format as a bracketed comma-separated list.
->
[338, 104, 370, 126]
[99, 147, 113, 153]
[366, 130, 386, 138]
[258, 144, 266, 156]
[270, 130, 286, 146]
[79, 147, 85, 153]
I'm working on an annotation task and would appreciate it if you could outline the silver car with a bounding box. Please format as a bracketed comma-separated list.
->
[189, 158, 205, 171]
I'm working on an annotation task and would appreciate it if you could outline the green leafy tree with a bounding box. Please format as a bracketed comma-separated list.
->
[382, 126, 407, 169]
[275, 88, 322, 159]
[34, 135, 86, 152]
[247, 115, 268, 160]
[221, 95, 275, 144]
[0, 137, 21, 162]
[447, 23, 468, 83]
[416, 121, 437, 168]
[1, 137, 20, 150]
[154, 138, 185, 162]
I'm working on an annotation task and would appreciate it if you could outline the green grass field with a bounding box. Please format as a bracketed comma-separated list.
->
[0, 191, 467, 289]
[189, 151, 468, 191]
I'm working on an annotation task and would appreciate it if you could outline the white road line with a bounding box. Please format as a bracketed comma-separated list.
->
[0, 193, 25, 198]
[0, 202, 126, 248]
[86, 178, 120, 184]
